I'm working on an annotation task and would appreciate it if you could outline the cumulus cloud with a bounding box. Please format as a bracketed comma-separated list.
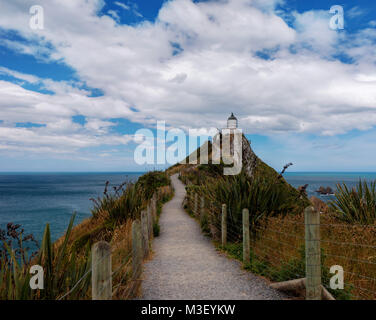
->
[0, 0, 375, 161]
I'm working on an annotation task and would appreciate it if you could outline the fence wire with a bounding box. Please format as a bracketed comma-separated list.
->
[186, 189, 376, 300]
[57, 190, 163, 301]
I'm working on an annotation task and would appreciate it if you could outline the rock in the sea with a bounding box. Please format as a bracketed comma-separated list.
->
[310, 196, 329, 214]
[316, 186, 334, 195]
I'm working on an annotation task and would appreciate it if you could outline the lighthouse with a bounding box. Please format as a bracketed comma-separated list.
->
[227, 113, 238, 129]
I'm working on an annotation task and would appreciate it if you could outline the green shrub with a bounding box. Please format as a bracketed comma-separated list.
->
[71, 224, 109, 251]
[329, 180, 376, 224]
[153, 222, 160, 237]
[136, 171, 170, 200]
[200, 213, 210, 235]
[196, 171, 307, 235]
[91, 171, 171, 224]
[221, 243, 242, 260]
[1, 214, 92, 300]
[2, 171, 171, 300]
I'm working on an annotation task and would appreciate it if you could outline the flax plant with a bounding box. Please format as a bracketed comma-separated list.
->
[1, 214, 92, 300]
[329, 180, 376, 224]
[198, 171, 306, 236]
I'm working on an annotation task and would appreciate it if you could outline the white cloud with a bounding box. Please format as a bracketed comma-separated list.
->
[84, 118, 115, 134]
[0, 124, 134, 154]
[0, 67, 41, 83]
[114, 1, 142, 17]
[292, 9, 341, 56]
[114, 1, 130, 11]
[347, 6, 364, 19]
[0, 0, 375, 160]
[107, 10, 120, 22]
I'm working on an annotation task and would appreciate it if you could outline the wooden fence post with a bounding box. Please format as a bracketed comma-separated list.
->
[140, 210, 149, 258]
[222, 204, 227, 246]
[132, 220, 142, 280]
[92, 241, 112, 300]
[305, 206, 321, 300]
[242, 208, 250, 264]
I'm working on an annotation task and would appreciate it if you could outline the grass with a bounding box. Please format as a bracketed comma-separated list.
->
[218, 240, 352, 300]
[181, 165, 374, 300]
[329, 180, 376, 224]
[184, 167, 308, 243]
[136, 171, 171, 201]
[1, 214, 92, 300]
[215, 212, 370, 300]
[1, 171, 172, 300]
[153, 185, 175, 238]
[90, 171, 171, 224]
[153, 223, 160, 237]
[200, 212, 210, 235]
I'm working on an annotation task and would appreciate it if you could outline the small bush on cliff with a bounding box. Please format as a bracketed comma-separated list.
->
[136, 171, 170, 200]
[91, 171, 171, 223]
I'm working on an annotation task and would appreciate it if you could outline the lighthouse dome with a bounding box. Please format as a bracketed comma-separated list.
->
[227, 113, 238, 129]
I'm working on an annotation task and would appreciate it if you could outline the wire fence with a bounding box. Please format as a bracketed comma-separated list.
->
[185, 189, 376, 300]
[57, 188, 170, 300]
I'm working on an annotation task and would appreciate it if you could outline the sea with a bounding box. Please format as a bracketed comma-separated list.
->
[0, 172, 375, 247]
[0, 172, 142, 248]
[284, 172, 376, 200]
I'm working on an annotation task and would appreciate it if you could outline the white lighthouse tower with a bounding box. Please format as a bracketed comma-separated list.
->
[216, 112, 242, 175]
[227, 112, 238, 129]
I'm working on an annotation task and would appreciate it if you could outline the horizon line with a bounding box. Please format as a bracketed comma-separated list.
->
[1, 171, 376, 174]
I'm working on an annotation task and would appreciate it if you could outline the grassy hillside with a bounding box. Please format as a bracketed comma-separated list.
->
[168, 135, 309, 211]
[176, 134, 376, 300]
[0, 171, 173, 300]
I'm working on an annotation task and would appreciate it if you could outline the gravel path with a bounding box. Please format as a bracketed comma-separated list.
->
[140, 174, 285, 300]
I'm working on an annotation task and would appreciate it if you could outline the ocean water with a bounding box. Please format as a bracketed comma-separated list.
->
[0, 172, 142, 246]
[1, 172, 376, 248]
[284, 172, 376, 202]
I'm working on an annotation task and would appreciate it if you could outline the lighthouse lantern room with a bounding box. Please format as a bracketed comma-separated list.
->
[227, 113, 238, 129]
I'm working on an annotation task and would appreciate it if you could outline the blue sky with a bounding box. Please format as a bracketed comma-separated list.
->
[0, 0, 376, 172]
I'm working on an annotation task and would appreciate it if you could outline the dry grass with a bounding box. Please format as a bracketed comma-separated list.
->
[54, 205, 109, 251]
[1, 171, 172, 300]
[51, 182, 174, 300]
[180, 166, 376, 300]
[184, 186, 376, 300]
[112, 184, 174, 299]
[52, 210, 134, 299]
[166, 164, 183, 176]
[252, 214, 305, 278]
[159, 185, 174, 200]
[252, 213, 376, 300]
[111, 219, 134, 300]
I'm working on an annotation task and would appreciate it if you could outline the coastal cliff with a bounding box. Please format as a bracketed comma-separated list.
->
[168, 132, 308, 206]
